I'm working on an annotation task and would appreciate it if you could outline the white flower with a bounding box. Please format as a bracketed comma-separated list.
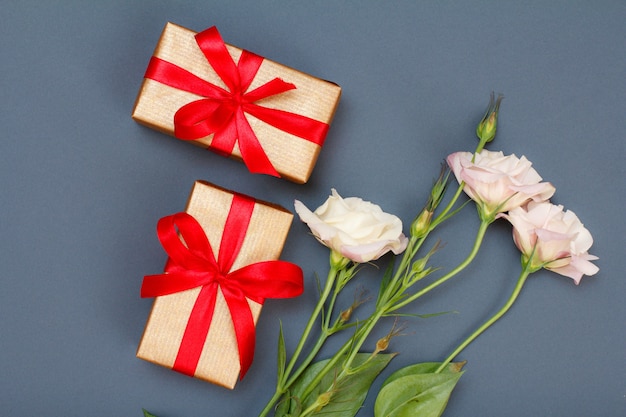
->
[447, 150, 556, 217]
[502, 202, 599, 284]
[294, 189, 408, 263]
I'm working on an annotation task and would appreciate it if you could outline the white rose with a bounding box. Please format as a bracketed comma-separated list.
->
[294, 189, 408, 263]
[447, 150, 556, 217]
[502, 201, 599, 284]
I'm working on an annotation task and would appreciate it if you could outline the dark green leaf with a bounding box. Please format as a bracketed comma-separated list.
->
[387, 310, 458, 319]
[374, 362, 464, 417]
[277, 321, 287, 383]
[284, 353, 396, 417]
[380, 362, 464, 388]
[275, 388, 300, 417]
[142, 409, 158, 417]
[377, 258, 396, 307]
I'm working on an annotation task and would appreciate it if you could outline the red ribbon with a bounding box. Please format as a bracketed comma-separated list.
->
[144, 26, 330, 177]
[141, 195, 303, 379]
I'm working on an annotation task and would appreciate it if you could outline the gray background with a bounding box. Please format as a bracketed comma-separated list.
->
[1, 1, 624, 416]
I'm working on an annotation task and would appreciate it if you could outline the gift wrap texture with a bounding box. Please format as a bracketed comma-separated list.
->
[137, 181, 294, 388]
[132, 22, 342, 183]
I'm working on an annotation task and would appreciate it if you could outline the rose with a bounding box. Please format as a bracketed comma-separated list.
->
[447, 150, 556, 218]
[502, 201, 599, 284]
[294, 189, 408, 263]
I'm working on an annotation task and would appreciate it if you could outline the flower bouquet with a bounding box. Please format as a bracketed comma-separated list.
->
[145, 94, 598, 417]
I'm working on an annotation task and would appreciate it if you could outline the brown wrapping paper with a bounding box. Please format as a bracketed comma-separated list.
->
[137, 180, 294, 388]
[132, 22, 342, 184]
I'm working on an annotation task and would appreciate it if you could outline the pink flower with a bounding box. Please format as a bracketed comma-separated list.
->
[502, 202, 599, 284]
[447, 150, 556, 217]
[294, 189, 408, 263]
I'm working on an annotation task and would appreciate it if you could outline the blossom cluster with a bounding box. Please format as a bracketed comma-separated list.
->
[448, 149, 598, 283]
[298, 148, 598, 284]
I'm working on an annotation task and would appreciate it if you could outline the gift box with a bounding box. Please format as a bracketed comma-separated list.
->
[137, 180, 303, 388]
[132, 22, 342, 184]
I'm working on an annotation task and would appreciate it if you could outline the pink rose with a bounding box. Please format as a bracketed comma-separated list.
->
[294, 189, 408, 263]
[502, 202, 599, 284]
[447, 150, 556, 217]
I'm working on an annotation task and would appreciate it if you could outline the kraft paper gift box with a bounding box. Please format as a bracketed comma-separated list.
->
[137, 180, 302, 388]
[132, 22, 342, 183]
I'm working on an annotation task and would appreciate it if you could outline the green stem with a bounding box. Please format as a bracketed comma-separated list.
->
[377, 235, 421, 309]
[430, 183, 465, 230]
[283, 265, 338, 380]
[258, 262, 340, 417]
[258, 388, 283, 417]
[323, 270, 345, 329]
[389, 219, 490, 313]
[339, 310, 385, 376]
[435, 267, 531, 373]
[282, 267, 355, 390]
[296, 336, 351, 402]
[297, 310, 380, 402]
[475, 137, 488, 155]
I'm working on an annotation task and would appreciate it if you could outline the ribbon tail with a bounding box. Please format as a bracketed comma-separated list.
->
[141, 272, 208, 297]
[222, 286, 256, 379]
[243, 78, 296, 102]
[173, 283, 219, 377]
[245, 103, 329, 146]
[234, 108, 279, 176]
[209, 117, 239, 157]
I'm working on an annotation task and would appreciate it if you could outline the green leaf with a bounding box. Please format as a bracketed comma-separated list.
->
[380, 362, 464, 388]
[374, 362, 464, 417]
[275, 388, 300, 417]
[142, 409, 158, 417]
[277, 321, 287, 383]
[282, 353, 396, 417]
[388, 310, 458, 319]
[377, 258, 396, 307]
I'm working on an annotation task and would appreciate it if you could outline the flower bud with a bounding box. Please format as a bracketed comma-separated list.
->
[374, 320, 405, 354]
[375, 336, 390, 353]
[429, 164, 451, 210]
[313, 392, 332, 411]
[476, 92, 503, 144]
[339, 306, 353, 323]
[410, 209, 433, 238]
[330, 250, 350, 270]
[411, 241, 441, 275]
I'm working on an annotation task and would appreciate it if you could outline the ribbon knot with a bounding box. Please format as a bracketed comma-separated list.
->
[144, 25, 330, 177]
[141, 195, 303, 379]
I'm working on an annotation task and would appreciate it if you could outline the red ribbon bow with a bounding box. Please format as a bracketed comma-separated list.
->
[145, 26, 330, 177]
[141, 195, 303, 379]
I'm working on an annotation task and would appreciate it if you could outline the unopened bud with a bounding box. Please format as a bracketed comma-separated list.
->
[330, 250, 350, 270]
[375, 336, 390, 353]
[314, 392, 332, 411]
[412, 257, 428, 274]
[410, 209, 433, 238]
[339, 307, 353, 323]
[476, 92, 503, 144]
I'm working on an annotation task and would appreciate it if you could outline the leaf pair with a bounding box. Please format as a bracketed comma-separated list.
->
[374, 362, 464, 417]
[275, 353, 396, 417]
